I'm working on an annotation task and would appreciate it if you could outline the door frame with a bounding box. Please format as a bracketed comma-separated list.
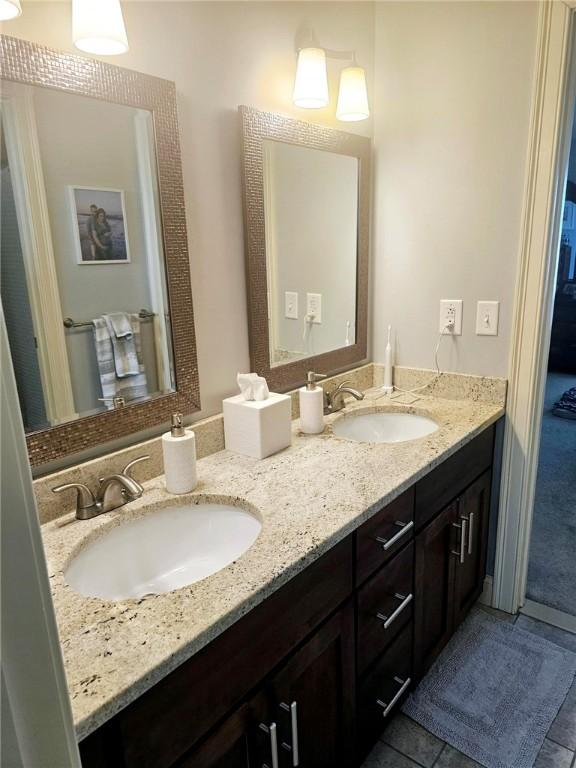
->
[1, 308, 81, 767]
[493, 0, 576, 614]
[1, 83, 77, 425]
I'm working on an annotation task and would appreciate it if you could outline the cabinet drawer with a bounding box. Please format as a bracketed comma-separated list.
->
[357, 623, 413, 759]
[356, 487, 415, 585]
[357, 542, 414, 676]
[415, 426, 494, 531]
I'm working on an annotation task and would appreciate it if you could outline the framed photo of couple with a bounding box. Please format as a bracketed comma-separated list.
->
[69, 186, 131, 264]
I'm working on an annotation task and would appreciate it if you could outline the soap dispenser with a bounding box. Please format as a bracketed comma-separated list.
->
[162, 413, 197, 494]
[299, 371, 327, 434]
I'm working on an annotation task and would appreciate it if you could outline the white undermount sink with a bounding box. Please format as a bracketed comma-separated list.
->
[332, 410, 439, 444]
[65, 502, 262, 601]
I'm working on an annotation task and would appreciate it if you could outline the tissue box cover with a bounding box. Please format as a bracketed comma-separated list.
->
[223, 392, 292, 459]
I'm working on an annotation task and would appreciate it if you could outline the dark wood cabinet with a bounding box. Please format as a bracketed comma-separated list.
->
[80, 425, 499, 768]
[355, 488, 414, 585]
[415, 427, 493, 530]
[413, 501, 458, 680]
[357, 541, 414, 676]
[414, 469, 493, 681]
[182, 604, 355, 768]
[178, 690, 270, 768]
[356, 623, 413, 762]
[270, 603, 355, 768]
[452, 471, 491, 628]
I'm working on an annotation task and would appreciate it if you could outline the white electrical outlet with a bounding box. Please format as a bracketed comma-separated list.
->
[306, 293, 322, 324]
[439, 300, 463, 335]
[284, 291, 298, 320]
[476, 301, 499, 336]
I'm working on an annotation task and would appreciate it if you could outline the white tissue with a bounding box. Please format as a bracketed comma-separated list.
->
[252, 377, 269, 401]
[237, 372, 269, 401]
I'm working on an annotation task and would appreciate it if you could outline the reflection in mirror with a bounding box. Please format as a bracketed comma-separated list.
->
[263, 140, 359, 367]
[0, 81, 175, 434]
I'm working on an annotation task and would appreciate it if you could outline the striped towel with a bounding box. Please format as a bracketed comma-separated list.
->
[92, 315, 148, 407]
[103, 313, 139, 377]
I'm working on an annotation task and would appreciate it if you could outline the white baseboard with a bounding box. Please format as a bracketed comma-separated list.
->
[478, 575, 493, 607]
[521, 599, 576, 635]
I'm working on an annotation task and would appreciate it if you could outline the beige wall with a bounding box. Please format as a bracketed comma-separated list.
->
[7, 1, 374, 420]
[372, 1, 538, 377]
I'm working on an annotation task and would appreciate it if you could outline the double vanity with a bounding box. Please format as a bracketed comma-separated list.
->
[1, 35, 506, 768]
[39, 380, 505, 768]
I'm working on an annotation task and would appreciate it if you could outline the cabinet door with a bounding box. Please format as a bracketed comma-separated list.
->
[413, 501, 458, 681]
[452, 471, 491, 628]
[179, 689, 274, 768]
[269, 603, 355, 768]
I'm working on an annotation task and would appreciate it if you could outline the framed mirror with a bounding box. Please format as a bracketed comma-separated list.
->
[240, 105, 370, 392]
[0, 35, 200, 468]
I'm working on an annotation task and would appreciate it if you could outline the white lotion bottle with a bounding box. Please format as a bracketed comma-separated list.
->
[162, 413, 197, 494]
[383, 325, 394, 395]
[299, 371, 326, 434]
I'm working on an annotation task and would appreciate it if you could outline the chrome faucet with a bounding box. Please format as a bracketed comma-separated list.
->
[324, 381, 365, 414]
[52, 455, 149, 520]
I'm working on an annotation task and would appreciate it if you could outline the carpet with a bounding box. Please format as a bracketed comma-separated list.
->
[526, 372, 576, 616]
[402, 610, 576, 768]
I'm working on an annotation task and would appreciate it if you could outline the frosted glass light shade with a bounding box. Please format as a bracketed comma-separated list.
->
[0, 0, 22, 21]
[336, 66, 370, 122]
[293, 48, 329, 109]
[72, 0, 129, 56]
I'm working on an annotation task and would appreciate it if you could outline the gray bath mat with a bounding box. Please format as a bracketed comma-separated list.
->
[403, 610, 576, 768]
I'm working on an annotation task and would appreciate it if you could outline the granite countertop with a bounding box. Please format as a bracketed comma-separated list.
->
[41, 388, 504, 741]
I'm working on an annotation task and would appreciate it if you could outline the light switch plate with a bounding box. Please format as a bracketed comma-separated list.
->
[307, 293, 322, 324]
[476, 301, 499, 335]
[285, 291, 298, 320]
[439, 300, 463, 335]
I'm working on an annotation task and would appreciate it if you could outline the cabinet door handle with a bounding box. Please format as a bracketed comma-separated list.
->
[451, 518, 468, 564]
[259, 722, 279, 768]
[376, 593, 413, 629]
[467, 512, 475, 555]
[375, 520, 414, 551]
[376, 676, 411, 718]
[280, 701, 299, 766]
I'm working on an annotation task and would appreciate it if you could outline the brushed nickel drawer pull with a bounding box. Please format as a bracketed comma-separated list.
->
[279, 701, 299, 766]
[467, 512, 475, 555]
[451, 518, 468, 564]
[375, 520, 414, 551]
[376, 676, 412, 718]
[376, 593, 413, 629]
[259, 722, 279, 768]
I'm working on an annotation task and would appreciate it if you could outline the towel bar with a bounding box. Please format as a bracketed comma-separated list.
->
[63, 309, 156, 329]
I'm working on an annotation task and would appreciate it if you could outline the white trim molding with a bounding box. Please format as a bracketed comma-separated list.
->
[478, 576, 493, 608]
[521, 600, 576, 635]
[493, 1, 576, 614]
[1, 309, 81, 767]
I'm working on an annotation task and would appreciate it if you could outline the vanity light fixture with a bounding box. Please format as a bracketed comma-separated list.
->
[337, 65, 370, 122]
[292, 43, 369, 121]
[293, 47, 329, 109]
[0, 0, 21, 21]
[72, 0, 129, 56]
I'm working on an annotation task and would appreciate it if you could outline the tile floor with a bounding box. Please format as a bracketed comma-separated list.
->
[362, 606, 576, 768]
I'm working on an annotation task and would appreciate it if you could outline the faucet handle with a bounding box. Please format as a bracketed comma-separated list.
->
[122, 455, 150, 480]
[52, 482, 96, 511]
